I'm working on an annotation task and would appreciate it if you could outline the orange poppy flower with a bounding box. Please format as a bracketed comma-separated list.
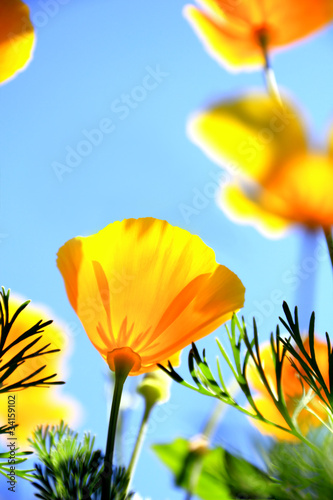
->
[0, 295, 79, 446]
[184, 0, 333, 71]
[0, 0, 35, 85]
[188, 93, 333, 235]
[56, 218, 245, 375]
[247, 337, 330, 440]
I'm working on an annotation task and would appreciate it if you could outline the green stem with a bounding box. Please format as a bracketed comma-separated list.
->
[203, 380, 239, 437]
[101, 369, 129, 500]
[184, 382, 240, 500]
[323, 226, 333, 271]
[126, 401, 153, 491]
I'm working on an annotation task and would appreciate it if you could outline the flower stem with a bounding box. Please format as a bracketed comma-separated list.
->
[126, 401, 153, 492]
[101, 369, 128, 500]
[102, 347, 140, 500]
[323, 226, 333, 271]
[258, 33, 282, 106]
[184, 381, 240, 500]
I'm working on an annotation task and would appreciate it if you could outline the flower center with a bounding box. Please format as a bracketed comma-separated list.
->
[107, 347, 142, 374]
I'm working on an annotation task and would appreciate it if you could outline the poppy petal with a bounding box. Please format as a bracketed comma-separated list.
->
[220, 182, 289, 237]
[184, 5, 264, 70]
[188, 95, 307, 184]
[0, 0, 35, 84]
[260, 154, 333, 227]
[57, 218, 245, 375]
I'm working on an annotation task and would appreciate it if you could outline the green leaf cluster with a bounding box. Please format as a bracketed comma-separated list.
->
[28, 421, 134, 500]
[0, 447, 34, 482]
[160, 302, 333, 446]
[153, 438, 275, 499]
[154, 431, 333, 500]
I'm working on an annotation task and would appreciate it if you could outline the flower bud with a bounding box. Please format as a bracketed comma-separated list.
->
[137, 370, 171, 410]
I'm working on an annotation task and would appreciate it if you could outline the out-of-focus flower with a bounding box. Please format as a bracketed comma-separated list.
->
[57, 217, 245, 376]
[0, 295, 79, 446]
[184, 0, 333, 71]
[247, 337, 330, 440]
[0, 0, 35, 85]
[188, 94, 333, 236]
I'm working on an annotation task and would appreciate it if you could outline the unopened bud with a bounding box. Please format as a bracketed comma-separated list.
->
[137, 370, 171, 409]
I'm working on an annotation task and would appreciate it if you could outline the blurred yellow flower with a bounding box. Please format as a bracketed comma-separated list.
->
[184, 0, 333, 71]
[57, 218, 245, 375]
[0, 295, 79, 446]
[247, 337, 330, 440]
[0, 0, 35, 84]
[188, 94, 333, 235]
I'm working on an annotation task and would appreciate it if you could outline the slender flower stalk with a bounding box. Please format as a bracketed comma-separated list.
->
[258, 31, 282, 106]
[185, 380, 239, 500]
[126, 371, 171, 492]
[323, 226, 333, 272]
[126, 400, 152, 491]
[102, 348, 140, 500]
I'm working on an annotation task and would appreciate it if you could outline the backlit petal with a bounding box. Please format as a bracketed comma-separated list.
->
[57, 218, 245, 375]
[0, 388, 79, 447]
[184, 5, 264, 71]
[1, 297, 69, 389]
[185, 0, 333, 70]
[220, 182, 289, 237]
[247, 335, 330, 440]
[0, 296, 80, 446]
[260, 154, 333, 227]
[188, 95, 307, 184]
[0, 0, 35, 84]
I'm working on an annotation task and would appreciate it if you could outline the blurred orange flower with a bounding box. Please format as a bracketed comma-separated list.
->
[57, 218, 245, 375]
[0, 0, 35, 84]
[188, 94, 333, 236]
[0, 295, 79, 446]
[184, 0, 333, 71]
[247, 337, 330, 440]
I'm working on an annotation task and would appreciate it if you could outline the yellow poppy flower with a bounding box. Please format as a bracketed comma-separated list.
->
[247, 338, 330, 440]
[184, 0, 333, 71]
[188, 94, 333, 235]
[0, 0, 35, 84]
[57, 218, 245, 375]
[0, 295, 79, 446]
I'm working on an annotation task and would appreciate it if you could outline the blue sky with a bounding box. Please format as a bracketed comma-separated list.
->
[1, 1, 333, 498]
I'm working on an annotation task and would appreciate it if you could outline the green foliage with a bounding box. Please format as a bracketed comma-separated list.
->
[159, 303, 333, 446]
[0, 447, 34, 482]
[0, 287, 64, 392]
[28, 421, 134, 500]
[154, 432, 333, 499]
[266, 430, 333, 499]
[153, 437, 276, 499]
[279, 302, 333, 416]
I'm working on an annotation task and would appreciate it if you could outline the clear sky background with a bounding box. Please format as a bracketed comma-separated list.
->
[1, 1, 333, 498]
